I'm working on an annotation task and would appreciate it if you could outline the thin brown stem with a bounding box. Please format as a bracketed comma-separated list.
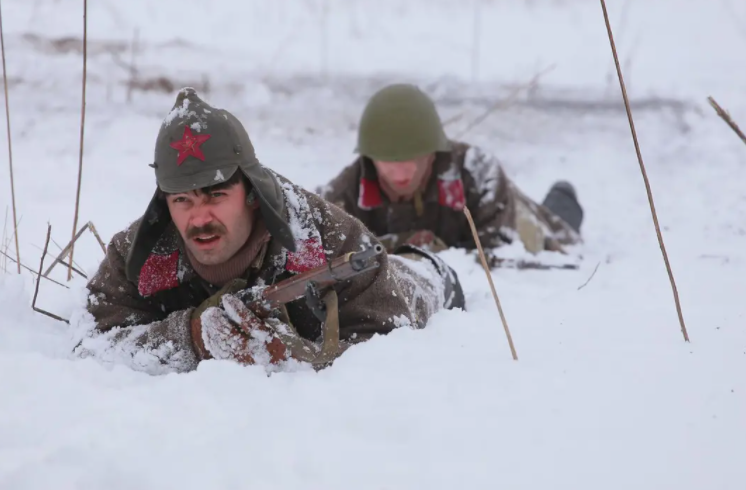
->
[707, 96, 746, 147]
[0, 248, 70, 289]
[453, 64, 555, 138]
[44, 222, 89, 277]
[87, 221, 107, 254]
[32, 224, 70, 324]
[0, 1, 21, 274]
[69, 0, 88, 281]
[463, 206, 518, 361]
[51, 237, 86, 272]
[577, 262, 601, 291]
[30, 242, 87, 278]
[2, 206, 8, 273]
[599, 0, 689, 342]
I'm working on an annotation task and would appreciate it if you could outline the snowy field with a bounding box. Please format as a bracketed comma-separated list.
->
[1, 0, 746, 488]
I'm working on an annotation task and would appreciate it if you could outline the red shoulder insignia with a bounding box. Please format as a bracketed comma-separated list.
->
[286, 238, 327, 274]
[358, 178, 383, 210]
[138, 251, 180, 297]
[438, 177, 465, 211]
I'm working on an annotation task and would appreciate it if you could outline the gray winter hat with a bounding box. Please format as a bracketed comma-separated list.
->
[125, 88, 296, 283]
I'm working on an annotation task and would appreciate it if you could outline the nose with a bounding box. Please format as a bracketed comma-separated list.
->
[392, 165, 414, 181]
[189, 202, 213, 228]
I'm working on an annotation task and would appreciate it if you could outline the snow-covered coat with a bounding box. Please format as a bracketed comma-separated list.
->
[318, 140, 581, 253]
[75, 175, 452, 375]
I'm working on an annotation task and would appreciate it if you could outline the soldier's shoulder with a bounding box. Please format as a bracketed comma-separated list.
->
[273, 172, 340, 226]
[450, 140, 505, 178]
[301, 180, 377, 241]
[271, 176, 377, 259]
[316, 158, 362, 198]
[108, 217, 144, 258]
[296, 182, 353, 225]
[448, 139, 473, 157]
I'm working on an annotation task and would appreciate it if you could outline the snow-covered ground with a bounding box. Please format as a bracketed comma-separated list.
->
[1, 0, 745, 488]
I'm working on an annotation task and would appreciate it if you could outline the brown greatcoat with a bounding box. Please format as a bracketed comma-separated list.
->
[75, 174, 451, 375]
[317, 140, 581, 253]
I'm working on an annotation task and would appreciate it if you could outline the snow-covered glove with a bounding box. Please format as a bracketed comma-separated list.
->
[190, 279, 292, 366]
[197, 294, 291, 366]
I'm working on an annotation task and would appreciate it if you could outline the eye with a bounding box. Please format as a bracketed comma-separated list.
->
[172, 196, 188, 203]
[210, 191, 227, 199]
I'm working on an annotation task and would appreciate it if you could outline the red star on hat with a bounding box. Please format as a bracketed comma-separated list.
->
[170, 126, 211, 165]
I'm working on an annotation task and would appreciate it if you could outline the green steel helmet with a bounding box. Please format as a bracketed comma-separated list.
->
[356, 83, 450, 161]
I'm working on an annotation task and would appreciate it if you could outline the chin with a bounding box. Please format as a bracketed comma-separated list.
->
[189, 248, 228, 266]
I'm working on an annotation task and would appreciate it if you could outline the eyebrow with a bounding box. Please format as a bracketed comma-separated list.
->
[168, 183, 236, 199]
[206, 183, 234, 192]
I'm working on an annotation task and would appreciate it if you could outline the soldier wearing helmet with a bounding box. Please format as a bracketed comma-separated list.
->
[318, 83, 584, 256]
[75, 88, 464, 374]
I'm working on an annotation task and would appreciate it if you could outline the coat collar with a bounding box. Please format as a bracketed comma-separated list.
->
[356, 147, 466, 212]
[135, 183, 330, 298]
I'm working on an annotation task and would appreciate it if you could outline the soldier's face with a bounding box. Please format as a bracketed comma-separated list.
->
[166, 182, 256, 265]
[373, 153, 434, 196]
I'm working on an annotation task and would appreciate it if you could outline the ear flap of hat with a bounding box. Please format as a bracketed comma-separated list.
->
[125, 190, 172, 284]
[240, 167, 296, 253]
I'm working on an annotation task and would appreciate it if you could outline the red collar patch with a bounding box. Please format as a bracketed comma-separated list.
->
[358, 178, 383, 210]
[138, 251, 180, 297]
[286, 238, 327, 274]
[170, 126, 211, 166]
[438, 177, 465, 211]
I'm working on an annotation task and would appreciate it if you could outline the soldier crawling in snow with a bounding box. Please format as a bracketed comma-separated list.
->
[318, 83, 584, 256]
[74, 88, 464, 374]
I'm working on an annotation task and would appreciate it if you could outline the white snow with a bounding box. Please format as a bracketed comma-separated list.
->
[164, 97, 194, 126]
[1, 0, 746, 489]
[463, 144, 502, 202]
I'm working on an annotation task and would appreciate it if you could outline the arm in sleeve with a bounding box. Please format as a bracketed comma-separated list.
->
[461, 145, 517, 249]
[314, 162, 362, 219]
[312, 197, 426, 343]
[74, 228, 200, 375]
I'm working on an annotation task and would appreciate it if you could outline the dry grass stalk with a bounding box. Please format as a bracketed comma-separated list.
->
[707, 96, 746, 147]
[577, 262, 601, 291]
[51, 236, 87, 274]
[2, 206, 8, 273]
[0, 248, 70, 289]
[452, 64, 556, 139]
[600, 0, 689, 342]
[30, 242, 88, 279]
[463, 206, 518, 361]
[32, 224, 70, 324]
[43, 221, 104, 278]
[0, 1, 21, 274]
[87, 221, 107, 254]
[68, 0, 88, 281]
[43, 221, 89, 277]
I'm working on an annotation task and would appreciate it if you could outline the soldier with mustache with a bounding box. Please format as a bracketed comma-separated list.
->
[75, 88, 464, 374]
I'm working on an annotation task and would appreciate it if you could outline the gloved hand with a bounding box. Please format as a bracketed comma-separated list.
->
[190, 278, 291, 366]
[199, 294, 290, 366]
[403, 230, 448, 253]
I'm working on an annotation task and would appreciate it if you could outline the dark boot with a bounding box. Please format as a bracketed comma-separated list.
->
[542, 180, 583, 233]
[393, 244, 466, 311]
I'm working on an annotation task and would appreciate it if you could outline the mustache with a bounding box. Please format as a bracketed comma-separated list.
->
[186, 222, 227, 239]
